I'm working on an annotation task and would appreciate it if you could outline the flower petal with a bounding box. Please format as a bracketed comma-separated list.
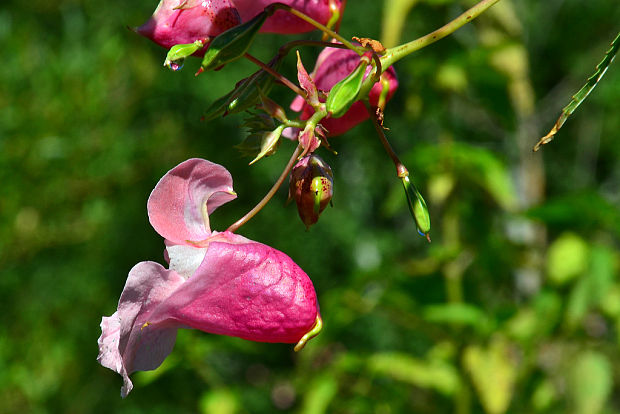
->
[137, 0, 241, 52]
[156, 234, 319, 343]
[232, 0, 343, 34]
[98, 261, 185, 397]
[148, 158, 237, 244]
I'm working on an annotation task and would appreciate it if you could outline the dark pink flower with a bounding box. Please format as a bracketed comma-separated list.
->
[231, 0, 343, 34]
[137, 0, 241, 52]
[290, 46, 399, 136]
[98, 159, 319, 397]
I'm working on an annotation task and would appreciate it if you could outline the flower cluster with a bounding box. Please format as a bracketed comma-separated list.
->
[100, 0, 432, 397]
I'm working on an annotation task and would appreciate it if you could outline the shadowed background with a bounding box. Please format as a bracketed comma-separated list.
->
[1, 0, 619, 413]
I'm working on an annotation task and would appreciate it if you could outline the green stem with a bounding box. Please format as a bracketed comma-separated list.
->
[227, 143, 304, 233]
[244, 53, 307, 98]
[270, 2, 364, 55]
[364, 101, 407, 178]
[380, 0, 502, 69]
[534, 30, 620, 151]
[278, 39, 352, 59]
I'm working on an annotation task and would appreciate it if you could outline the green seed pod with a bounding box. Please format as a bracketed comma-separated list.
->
[401, 175, 431, 241]
[325, 56, 370, 118]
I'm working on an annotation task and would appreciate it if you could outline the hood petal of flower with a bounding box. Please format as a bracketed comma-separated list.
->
[148, 158, 237, 244]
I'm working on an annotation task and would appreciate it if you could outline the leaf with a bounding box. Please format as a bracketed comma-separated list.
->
[367, 352, 460, 396]
[201, 11, 269, 71]
[423, 303, 491, 332]
[463, 337, 516, 414]
[546, 233, 589, 286]
[534, 31, 619, 151]
[300, 375, 338, 414]
[567, 351, 612, 414]
[564, 245, 615, 329]
[199, 388, 239, 414]
[249, 125, 285, 165]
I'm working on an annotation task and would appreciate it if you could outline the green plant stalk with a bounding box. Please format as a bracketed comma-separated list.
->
[534, 31, 619, 151]
[270, 2, 364, 55]
[227, 142, 304, 233]
[380, 0, 501, 69]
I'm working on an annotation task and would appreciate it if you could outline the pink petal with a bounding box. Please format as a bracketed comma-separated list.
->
[97, 262, 186, 397]
[157, 233, 318, 343]
[232, 0, 343, 34]
[99, 233, 319, 396]
[137, 0, 241, 53]
[148, 158, 237, 244]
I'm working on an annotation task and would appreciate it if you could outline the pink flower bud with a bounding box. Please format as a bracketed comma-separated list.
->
[231, 0, 344, 34]
[289, 155, 333, 229]
[137, 0, 241, 53]
[290, 46, 399, 136]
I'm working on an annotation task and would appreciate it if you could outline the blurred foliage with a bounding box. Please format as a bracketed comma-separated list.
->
[1, 0, 619, 413]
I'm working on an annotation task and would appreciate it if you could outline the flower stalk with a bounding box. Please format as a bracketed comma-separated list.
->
[227, 142, 304, 233]
[380, 0, 502, 70]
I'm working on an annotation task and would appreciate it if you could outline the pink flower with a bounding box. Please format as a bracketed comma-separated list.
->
[98, 159, 319, 397]
[231, 0, 343, 34]
[137, 0, 241, 52]
[290, 46, 399, 136]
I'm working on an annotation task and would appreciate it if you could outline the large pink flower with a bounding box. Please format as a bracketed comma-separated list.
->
[232, 0, 343, 34]
[98, 159, 319, 397]
[137, 0, 241, 52]
[290, 46, 399, 136]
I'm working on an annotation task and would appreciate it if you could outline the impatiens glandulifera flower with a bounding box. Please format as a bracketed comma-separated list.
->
[289, 154, 333, 229]
[98, 159, 321, 397]
[137, 0, 241, 54]
[232, 0, 344, 34]
[290, 46, 399, 136]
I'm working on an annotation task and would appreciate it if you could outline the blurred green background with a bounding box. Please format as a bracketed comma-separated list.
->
[1, 0, 619, 412]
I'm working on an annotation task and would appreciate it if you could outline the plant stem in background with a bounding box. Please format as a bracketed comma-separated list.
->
[227, 143, 304, 233]
[534, 31, 619, 151]
[380, 0, 502, 69]
[271, 2, 364, 54]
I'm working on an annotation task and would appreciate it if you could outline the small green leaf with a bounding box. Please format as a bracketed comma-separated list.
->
[203, 63, 280, 122]
[199, 388, 238, 414]
[300, 375, 338, 414]
[325, 56, 369, 118]
[567, 351, 612, 414]
[249, 124, 285, 165]
[464, 338, 516, 414]
[546, 233, 589, 286]
[201, 12, 269, 71]
[368, 352, 460, 396]
[423, 303, 490, 332]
